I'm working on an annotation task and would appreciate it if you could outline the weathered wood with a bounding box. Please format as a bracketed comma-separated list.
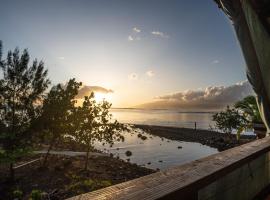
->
[13, 158, 41, 169]
[66, 137, 270, 200]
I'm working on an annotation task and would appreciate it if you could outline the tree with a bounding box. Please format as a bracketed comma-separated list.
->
[0, 42, 50, 181]
[212, 106, 248, 134]
[234, 95, 262, 124]
[70, 93, 125, 170]
[40, 78, 81, 165]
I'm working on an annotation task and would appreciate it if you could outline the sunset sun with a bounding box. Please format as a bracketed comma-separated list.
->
[94, 92, 113, 103]
[1, 0, 269, 199]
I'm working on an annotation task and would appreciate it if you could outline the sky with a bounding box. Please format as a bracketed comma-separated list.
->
[0, 0, 250, 108]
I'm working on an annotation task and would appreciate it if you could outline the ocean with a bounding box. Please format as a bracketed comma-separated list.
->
[93, 109, 219, 170]
[111, 108, 215, 130]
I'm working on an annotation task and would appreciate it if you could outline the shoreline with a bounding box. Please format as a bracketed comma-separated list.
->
[134, 124, 256, 151]
[0, 154, 155, 200]
[1, 125, 257, 199]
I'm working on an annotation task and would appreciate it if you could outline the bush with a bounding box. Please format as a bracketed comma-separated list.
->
[99, 180, 112, 188]
[13, 189, 23, 200]
[29, 190, 42, 200]
[212, 106, 248, 134]
[67, 179, 112, 194]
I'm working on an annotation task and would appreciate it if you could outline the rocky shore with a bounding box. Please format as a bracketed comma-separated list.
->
[134, 124, 256, 151]
[0, 154, 155, 200]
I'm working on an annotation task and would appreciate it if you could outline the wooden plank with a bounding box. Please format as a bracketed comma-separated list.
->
[66, 137, 270, 200]
[13, 158, 41, 169]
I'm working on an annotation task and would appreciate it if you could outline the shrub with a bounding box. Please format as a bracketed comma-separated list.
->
[29, 190, 42, 200]
[212, 106, 248, 134]
[13, 189, 23, 200]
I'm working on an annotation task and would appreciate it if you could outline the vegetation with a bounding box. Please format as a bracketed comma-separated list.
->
[213, 106, 248, 134]
[213, 96, 262, 139]
[234, 95, 262, 124]
[29, 189, 43, 200]
[39, 78, 81, 166]
[0, 41, 50, 181]
[70, 93, 125, 169]
[0, 41, 129, 199]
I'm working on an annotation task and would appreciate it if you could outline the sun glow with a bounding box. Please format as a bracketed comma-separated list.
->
[94, 92, 113, 103]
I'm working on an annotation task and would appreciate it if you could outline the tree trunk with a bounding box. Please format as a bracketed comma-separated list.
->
[43, 138, 56, 166]
[84, 146, 90, 170]
[9, 163, 14, 183]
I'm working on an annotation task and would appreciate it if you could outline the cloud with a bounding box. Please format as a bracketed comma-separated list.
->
[128, 35, 134, 41]
[76, 85, 113, 99]
[128, 35, 141, 41]
[137, 80, 254, 111]
[151, 31, 169, 38]
[212, 60, 220, 64]
[146, 70, 154, 77]
[128, 73, 138, 80]
[133, 27, 141, 33]
[128, 27, 142, 41]
[58, 56, 65, 60]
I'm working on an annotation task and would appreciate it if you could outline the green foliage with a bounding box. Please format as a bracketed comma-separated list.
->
[99, 180, 112, 187]
[41, 79, 81, 139]
[213, 96, 263, 139]
[0, 42, 50, 178]
[234, 95, 262, 123]
[212, 106, 248, 134]
[67, 178, 112, 194]
[39, 79, 81, 165]
[13, 189, 23, 200]
[29, 189, 42, 200]
[70, 92, 125, 169]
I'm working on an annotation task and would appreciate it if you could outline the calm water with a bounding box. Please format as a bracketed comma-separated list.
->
[95, 127, 218, 170]
[111, 108, 215, 130]
[95, 109, 251, 170]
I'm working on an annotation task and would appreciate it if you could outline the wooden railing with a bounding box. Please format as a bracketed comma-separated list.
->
[66, 137, 270, 200]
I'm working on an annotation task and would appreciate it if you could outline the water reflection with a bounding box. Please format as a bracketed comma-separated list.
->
[95, 128, 218, 170]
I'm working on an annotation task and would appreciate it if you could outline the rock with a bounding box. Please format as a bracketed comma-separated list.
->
[125, 150, 132, 157]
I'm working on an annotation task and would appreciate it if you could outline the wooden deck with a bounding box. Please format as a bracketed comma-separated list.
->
[66, 137, 270, 200]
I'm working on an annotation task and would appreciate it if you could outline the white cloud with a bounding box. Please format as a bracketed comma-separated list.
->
[133, 27, 141, 33]
[128, 35, 134, 41]
[151, 31, 169, 38]
[147, 80, 255, 110]
[58, 56, 65, 60]
[128, 73, 138, 80]
[146, 70, 154, 77]
[212, 60, 220, 64]
[128, 35, 141, 41]
[157, 80, 253, 102]
[128, 27, 142, 41]
[76, 85, 113, 99]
